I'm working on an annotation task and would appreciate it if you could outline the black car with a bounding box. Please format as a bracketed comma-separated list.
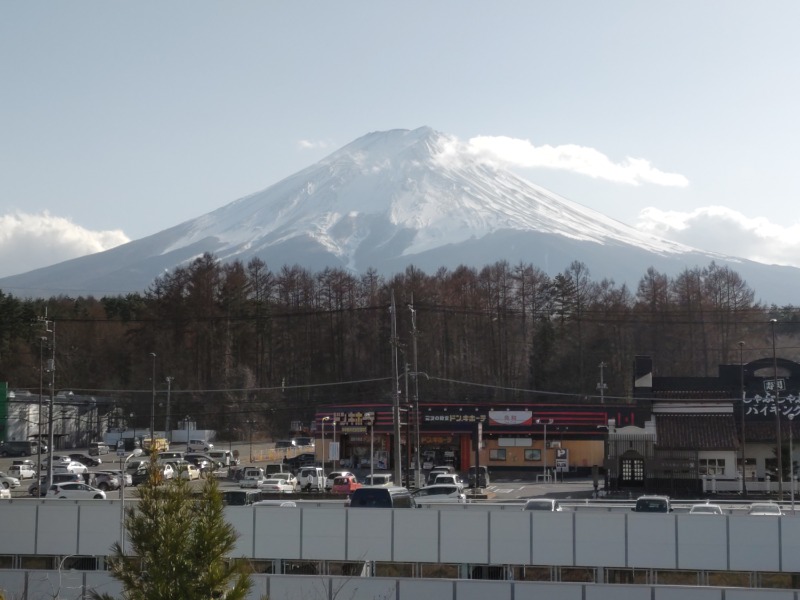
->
[69, 453, 102, 467]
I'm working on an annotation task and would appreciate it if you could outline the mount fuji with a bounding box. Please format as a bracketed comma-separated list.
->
[1, 127, 797, 303]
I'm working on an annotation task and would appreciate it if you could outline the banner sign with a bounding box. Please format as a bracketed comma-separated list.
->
[488, 410, 532, 426]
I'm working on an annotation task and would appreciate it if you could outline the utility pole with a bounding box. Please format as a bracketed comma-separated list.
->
[597, 362, 607, 403]
[410, 300, 422, 488]
[390, 291, 402, 485]
[149, 353, 157, 445]
[164, 376, 174, 443]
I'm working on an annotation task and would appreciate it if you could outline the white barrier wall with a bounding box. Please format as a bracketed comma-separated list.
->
[1, 500, 800, 573]
[1, 572, 798, 600]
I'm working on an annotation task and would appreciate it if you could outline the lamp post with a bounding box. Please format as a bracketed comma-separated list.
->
[739, 341, 747, 497]
[164, 376, 173, 443]
[332, 418, 337, 470]
[771, 319, 783, 498]
[790, 413, 796, 514]
[119, 448, 143, 555]
[537, 418, 553, 481]
[321, 416, 330, 474]
[149, 353, 156, 444]
[37, 337, 46, 479]
[245, 419, 254, 462]
[364, 412, 375, 479]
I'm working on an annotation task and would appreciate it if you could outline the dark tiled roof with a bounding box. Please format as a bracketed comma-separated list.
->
[741, 419, 798, 444]
[656, 414, 739, 450]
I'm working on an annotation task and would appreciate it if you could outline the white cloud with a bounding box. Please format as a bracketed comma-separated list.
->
[453, 135, 689, 187]
[0, 211, 129, 278]
[635, 206, 800, 267]
[297, 139, 331, 150]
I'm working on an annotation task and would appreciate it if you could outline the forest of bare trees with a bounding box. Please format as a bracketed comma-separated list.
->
[1, 253, 797, 440]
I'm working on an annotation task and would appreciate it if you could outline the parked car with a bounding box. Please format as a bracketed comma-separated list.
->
[748, 502, 782, 516]
[48, 482, 106, 500]
[364, 473, 394, 487]
[689, 503, 724, 515]
[411, 484, 467, 504]
[331, 475, 361, 495]
[9, 461, 36, 479]
[88, 441, 110, 456]
[346, 486, 416, 508]
[325, 470, 355, 491]
[184, 453, 217, 471]
[100, 470, 132, 487]
[222, 490, 260, 506]
[68, 453, 102, 467]
[523, 498, 565, 511]
[433, 473, 466, 489]
[270, 471, 298, 491]
[178, 463, 201, 480]
[92, 472, 121, 491]
[239, 467, 267, 489]
[187, 439, 214, 452]
[297, 466, 324, 492]
[43, 455, 72, 467]
[260, 478, 295, 494]
[157, 451, 185, 462]
[207, 450, 237, 468]
[467, 466, 490, 488]
[28, 473, 82, 496]
[252, 499, 297, 507]
[633, 495, 672, 513]
[0, 471, 21, 490]
[53, 461, 89, 475]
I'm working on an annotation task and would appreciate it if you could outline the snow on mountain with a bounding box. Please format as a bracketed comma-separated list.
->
[0, 127, 796, 303]
[167, 127, 694, 268]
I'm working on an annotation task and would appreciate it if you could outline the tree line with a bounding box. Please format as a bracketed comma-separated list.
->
[1, 253, 797, 440]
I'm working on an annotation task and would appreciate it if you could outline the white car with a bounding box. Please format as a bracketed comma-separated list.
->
[0, 471, 21, 490]
[53, 461, 88, 475]
[689, 503, 724, 515]
[412, 484, 467, 504]
[748, 502, 782, 516]
[187, 439, 214, 452]
[48, 482, 106, 500]
[9, 460, 37, 479]
[523, 498, 565, 511]
[259, 478, 295, 494]
[178, 464, 201, 480]
[269, 471, 298, 491]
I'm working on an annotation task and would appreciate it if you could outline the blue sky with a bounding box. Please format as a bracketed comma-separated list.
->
[1, 1, 799, 278]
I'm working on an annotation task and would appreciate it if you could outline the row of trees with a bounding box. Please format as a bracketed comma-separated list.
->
[1, 254, 798, 439]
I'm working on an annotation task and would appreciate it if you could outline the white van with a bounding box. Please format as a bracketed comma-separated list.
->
[187, 439, 214, 452]
[297, 466, 324, 492]
[208, 450, 236, 468]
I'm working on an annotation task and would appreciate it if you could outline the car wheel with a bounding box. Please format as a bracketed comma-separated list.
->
[2, 482, 8, 489]
[93, 494, 103, 499]
[98, 483, 108, 491]
[59, 496, 67, 499]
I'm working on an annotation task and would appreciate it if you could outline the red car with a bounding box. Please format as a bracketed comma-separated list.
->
[330, 475, 361, 495]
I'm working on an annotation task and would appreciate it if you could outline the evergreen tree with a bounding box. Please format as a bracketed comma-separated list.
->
[91, 460, 252, 600]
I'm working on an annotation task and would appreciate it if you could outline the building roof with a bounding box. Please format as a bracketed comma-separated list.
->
[655, 414, 739, 450]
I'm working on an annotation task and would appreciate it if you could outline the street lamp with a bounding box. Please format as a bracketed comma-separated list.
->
[771, 319, 783, 498]
[364, 412, 375, 479]
[164, 376, 174, 443]
[321, 416, 330, 474]
[149, 353, 157, 444]
[738, 341, 747, 497]
[245, 419, 255, 462]
[37, 337, 46, 479]
[536, 418, 554, 481]
[119, 448, 143, 554]
[790, 413, 796, 514]
[332, 418, 338, 470]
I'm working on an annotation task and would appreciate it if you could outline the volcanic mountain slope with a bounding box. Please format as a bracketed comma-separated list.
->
[1, 127, 796, 303]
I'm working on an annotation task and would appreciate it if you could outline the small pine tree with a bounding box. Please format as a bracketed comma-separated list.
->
[91, 456, 252, 600]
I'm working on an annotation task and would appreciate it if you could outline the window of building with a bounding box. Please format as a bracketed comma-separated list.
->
[524, 449, 541, 461]
[621, 458, 644, 482]
[699, 458, 725, 476]
[489, 448, 506, 461]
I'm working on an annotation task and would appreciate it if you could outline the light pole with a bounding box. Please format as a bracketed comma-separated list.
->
[149, 353, 156, 444]
[332, 418, 337, 470]
[246, 419, 254, 462]
[130, 413, 136, 446]
[164, 376, 173, 443]
[321, 416, 330, 474]
[738, 341, 747, 497]
[37, 337, 46, 479]
[790, 413, 796, 514]
[537, 418, 553, 481]
[771, 319, 783, 498]
[364, 412, 375, 479]
[119, 448, 143, 555]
